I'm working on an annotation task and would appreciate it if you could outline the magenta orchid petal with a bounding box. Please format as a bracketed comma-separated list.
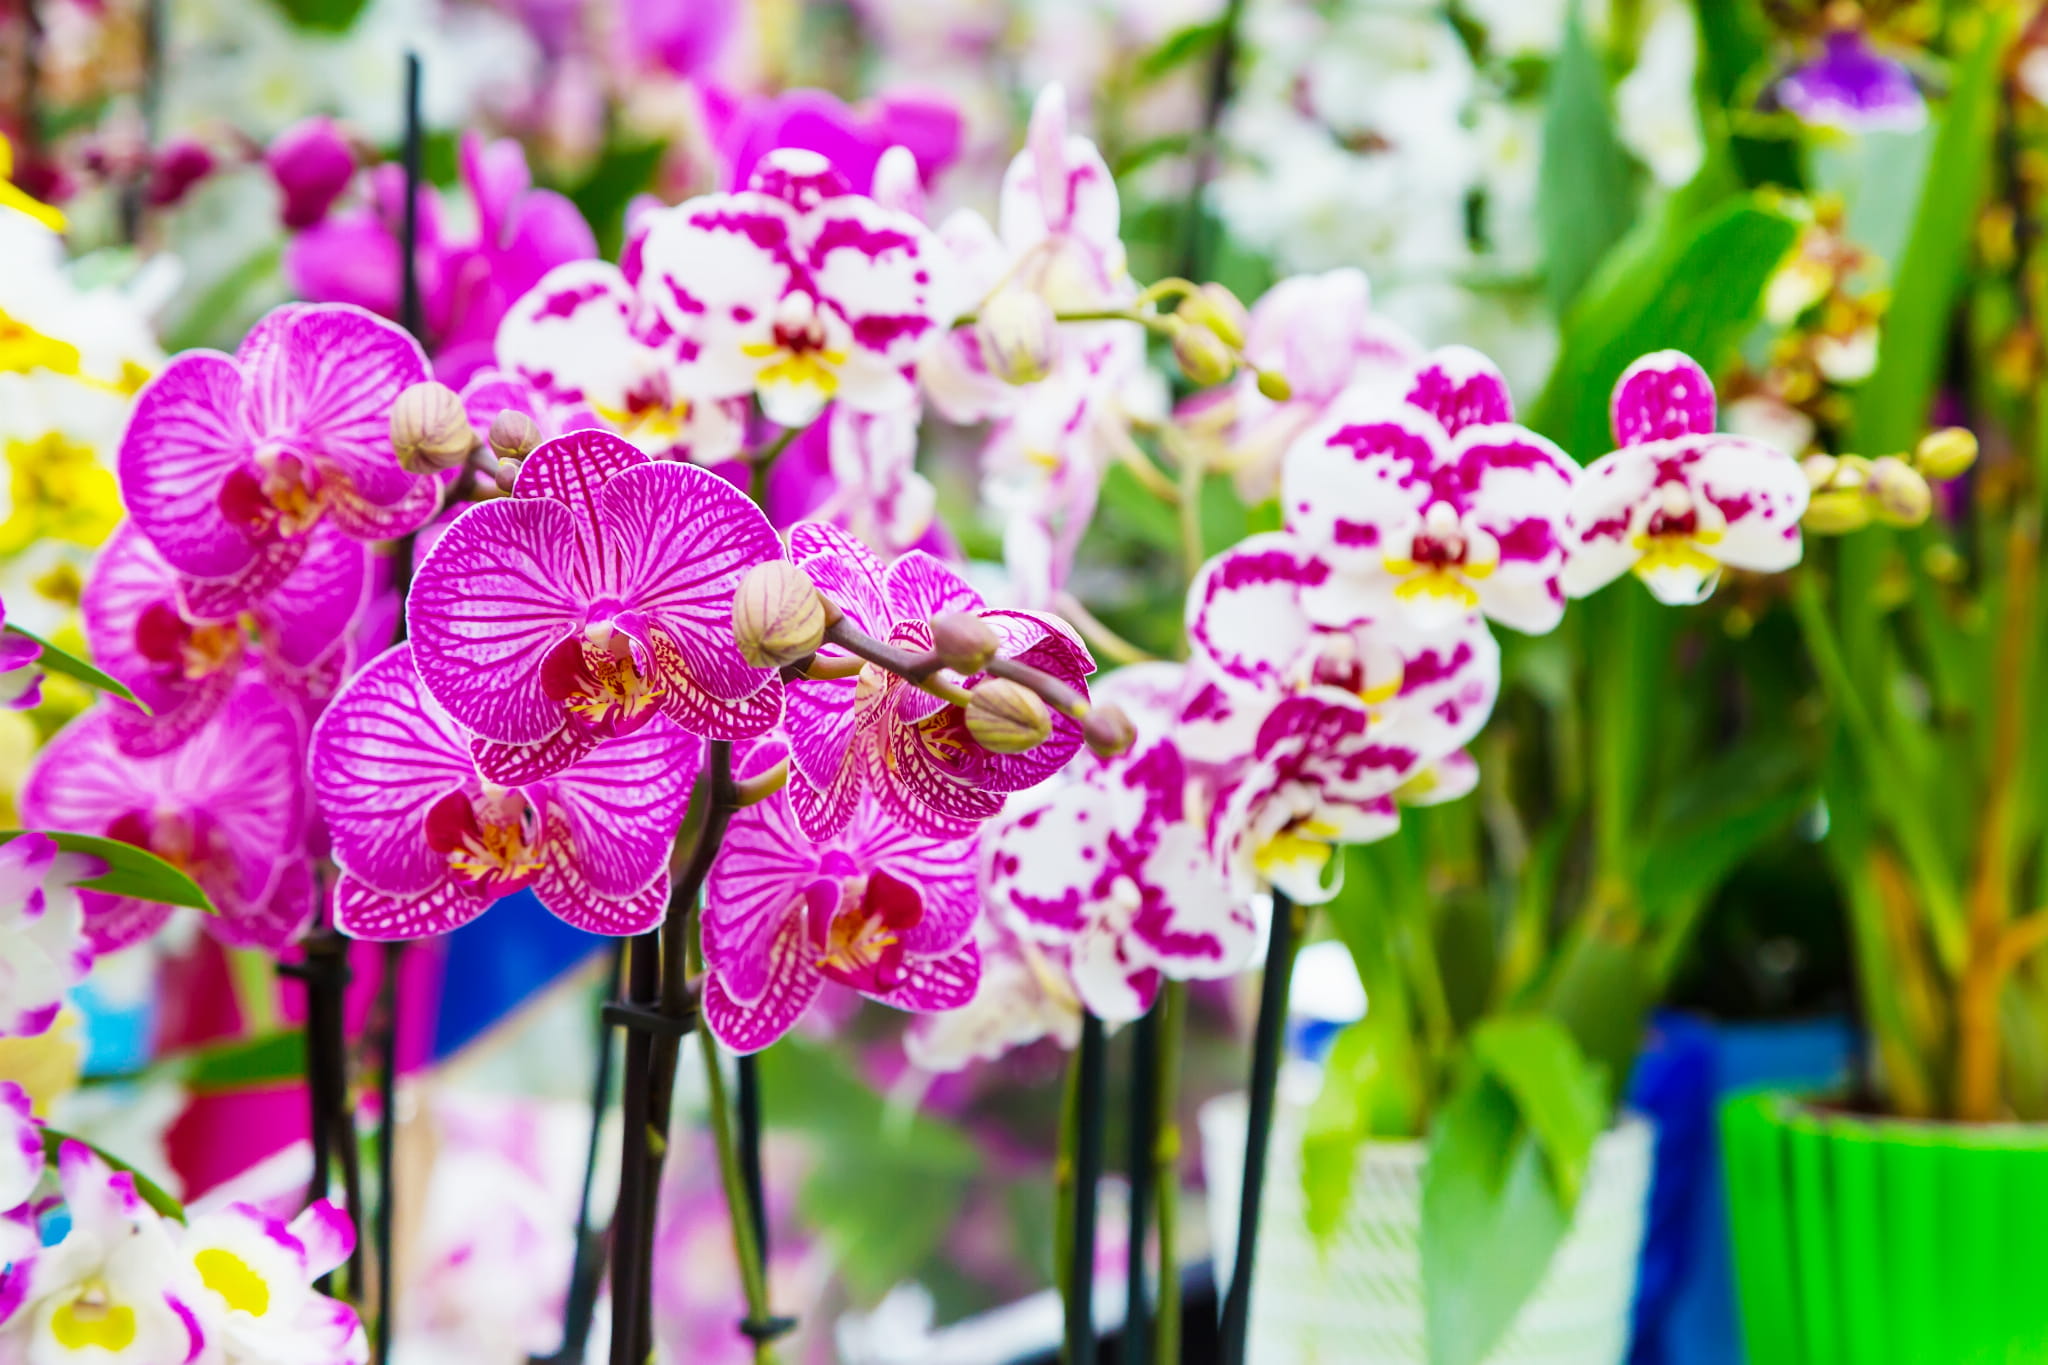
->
[1404, 344, 1514, 437]
[701, 918, 823, 1055]
[255, 522, 373, 670]
[782, 676, 858, 790]
[880, 940, 981, 1013]
[81, 525, 246, 750]
[539, 719, 702, 897]
[119, 351, 255, 579]
[883, 550, 984, 623]
[786, 752, 864, 841]
[310, 644, 479, 897]
[1610, 350, 1718, 447]
[471, 729, 601, 785]
[335, 873, 487, 940]
[534, 854, 668, 936]
[179, 535, 311, 619]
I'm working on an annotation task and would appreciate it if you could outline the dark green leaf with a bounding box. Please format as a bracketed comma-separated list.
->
[7, 626, 144, 712]
[1469, 1015, 1607, 1209]
[1422, 1074, 1568, 1365]
[1530, 198, 1799, 459]
[0, 831, 215, 914]
[175, 1031, 306, 1092]
[1537, 10, 1639, 314]
[264, 0, 369, 33]
[40, 1128, 186, 1222]
[1135, 18, 1223, 85]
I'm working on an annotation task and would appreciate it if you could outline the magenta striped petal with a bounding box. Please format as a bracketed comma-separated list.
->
[80, 525, 241, 744]
[471, 729, 599, 785]
[310, 644, 476, 897]
[407, 497, 586, 745]
[883, 551, 982, 624]
[539, 718, 700, 897]
[118, 351, 257, 579]
[324, 470, 444, 541]
[701, 917, 822, 1054]
[534, 844, 667, 936]
[511, 428, 648, 595]
[255, 523, 370, 670]
[647, 629, 786, 739]
[782, 676, 857, 790]
[871, 939, 980, 1013]
[703, 794, 816, 1006]
[787, 759, 863, 841]
[335, 873, 487, 941]
[842, 804, 980, 958]
[791, 522, 889, 635]
[177, 536, 310, 620]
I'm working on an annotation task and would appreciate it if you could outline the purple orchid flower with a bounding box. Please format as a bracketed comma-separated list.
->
[0, 1083, 42, 1264]
[0, 597, 42, 712]
[286, 133, 598, 386]
[21, 679, 313, 953]
[1280, 345, 1581, 636]
[700, 781, 981, 1055]
[310, 644, 701, 940]
[117, 302, 439, 618]
[780, 522, 1094, 840]
[706, 85, 964, 195]
[1775, 26, 1926, 134]
[0, 834, 100, 1039]
[406, 428, 783, 781]
[638, 147, 952, 428]
[266, 115, 357, 230]
[1564, 351, 1810, 605]
[82, 521, 369, 755]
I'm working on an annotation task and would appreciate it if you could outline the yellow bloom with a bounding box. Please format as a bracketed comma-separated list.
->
[0, 430, 124, 554]
[0, 1007, 85, 1115]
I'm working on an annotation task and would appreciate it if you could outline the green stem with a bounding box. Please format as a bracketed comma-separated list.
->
[748, 422, 806, 503]
[228, 947, 278, 1035]
[1152, 983, 1187, 1365]
[1052, 1041, 1080, 1313]
[700, 1028, 778, 1365]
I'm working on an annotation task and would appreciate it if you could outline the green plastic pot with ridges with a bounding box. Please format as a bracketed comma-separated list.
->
[1722, 1091, 2048, 1365]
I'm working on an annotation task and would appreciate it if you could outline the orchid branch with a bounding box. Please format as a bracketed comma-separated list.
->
[701, 1028, 780, 1365]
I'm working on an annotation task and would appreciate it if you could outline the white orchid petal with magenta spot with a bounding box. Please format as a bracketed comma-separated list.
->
[1187, 532, 1326, 686]
[1611, 349, 1718, 447]
[1405, 345, 1513, 436]
[1692, 435, 1809, 573]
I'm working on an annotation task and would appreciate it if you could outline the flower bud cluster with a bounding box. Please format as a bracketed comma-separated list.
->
[1799, 426, 1976, 535]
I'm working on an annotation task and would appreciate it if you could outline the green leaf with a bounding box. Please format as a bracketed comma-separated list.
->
[40, 1128, 186, 1222]
[1301, 983, 1424, 1245]
[263, 0, 370, 33]
[0, 830, 215, 914]
[754, 1034, 978, 1303]
[1422, 1074, 1568, 1365]
[1135, 18, 1223, 85]
[1845, 14, 2013, 456]
[1536, 9, 1639, 314]
[175, 1031, 306, 1092]
[1530, 197, 1799, 459]
[6, 626, 144, 712]
[1469, 1015, 1608, 1209]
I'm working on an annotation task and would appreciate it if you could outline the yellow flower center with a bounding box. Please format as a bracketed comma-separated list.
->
[50, 1285, 138, 1351]
[1, 431, 123, 554]
[195, 1247, 272, 1318]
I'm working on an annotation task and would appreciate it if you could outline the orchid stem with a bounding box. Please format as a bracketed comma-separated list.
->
[1152, 982, 1188, 1365]
[701, 1028, 779, 1365]
[1064, 1014, 1108, 1365]
[1123, 1002, 1160, 1365]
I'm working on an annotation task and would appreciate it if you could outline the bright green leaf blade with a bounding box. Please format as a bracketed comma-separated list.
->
[5, 626, 145, 713]
[1536, 9, 1639, 314]
[176, 1031, 307, 1092]
[0, 830, 216, 914]
[1469, 1014, 1608, 1210]
[1422, 1075, 1568, 1365]
[1530, 198, 1800, 459]
[1301, 993, 1424, 1246]
[40, 1128, 186, 1223]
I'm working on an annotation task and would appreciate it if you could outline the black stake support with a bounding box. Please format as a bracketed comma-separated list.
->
[373, 942, 404, 1365]
[1217, 893, 1301, 1365]
[1124, 1000, 1161, 1364]
[736, 1050, 766, 1256]
[1066, 1014, 1108, 1365]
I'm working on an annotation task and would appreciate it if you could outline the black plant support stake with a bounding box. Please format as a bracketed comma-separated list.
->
[1124, 1001, 1161, 1363]
[120, 0, 162, 243]
[607, 930, 662, 1365]
[1217, 892, 1302, 1365]
[737, 1051, 767, 1254]
[1065, 1013, 1108, 1365]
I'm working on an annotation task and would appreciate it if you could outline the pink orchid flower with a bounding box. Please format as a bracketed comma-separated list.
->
[83, 522, 368, 756]
[0, 834, 100, 1038]
[638, 147, 950, 428]
[0, 597, 43, 712]
[1564, 351, 1810, 605]
[985, 731, 1256, 1023]
[780, 522, 1094, 840]
[265, 116, 355, 231]
[772, 403, 936, 556]
[22, 680, 313, 953]
[1281, 345, 1580, 635]
[0, 1083, 41, 1265]
[117, 303, 438, 617]
[179, 1200, 366, 1364]
[406, 429, 783, 781]
[310, 644, 700, 941]
[285, 133, 598, 387]
[1192, 267, 1422, 502]
[700, 783, 981, 1054]
[0, 1142, 206, 1362]
[479, 254, 747, 465]
[904, 915, 1084, 1071]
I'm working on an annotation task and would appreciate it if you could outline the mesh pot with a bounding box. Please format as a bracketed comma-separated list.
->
[1200, 1087, 1655, 1364]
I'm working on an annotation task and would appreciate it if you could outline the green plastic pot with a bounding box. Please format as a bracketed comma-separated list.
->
[1721, 1090, 2048, 1365]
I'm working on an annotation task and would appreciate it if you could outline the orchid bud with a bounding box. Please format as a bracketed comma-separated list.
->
[1172, 320, 1237, 388]
[929, 612, 998, 674]
[488, 409, 541, 462]
[976, 289, 1059, 386]
[1177, 283, 1250, 351]
[1804, 488, 1873, 535]
[1867, 456, 1933, 528]
[390, 382, 474, 474]
[1801, 453, 1840, 491]
[732, 561, 827, 669]
[1913, 426, 1978, 481]
[1082, 703, 1136, 758]
[964, 679, 1052, 754]
[265, 116, 355, 230]
[1256, 369, 1292, 402]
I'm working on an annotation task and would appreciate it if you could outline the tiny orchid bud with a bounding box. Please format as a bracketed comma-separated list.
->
[1082, 703, 1137, 759]
[1801, 453, 1840, 491]
[1256, 369, 1292, 401]
[1172, 320, 1237, 387]
[1867, 455, 1933, 528]
[976, 289, 1059, 386]
[1913, 426, 1978, 481]
[964, 679, 1052, 754]
[492, 459, 521, 493]
[732, 561, 827, 669]
[488, 409, 541, 462]
[1177, 283, 1250, 350]
[1804, 488, 1874, 535]
[929, 612, 998, 674]
[391, 381, 474, 474]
